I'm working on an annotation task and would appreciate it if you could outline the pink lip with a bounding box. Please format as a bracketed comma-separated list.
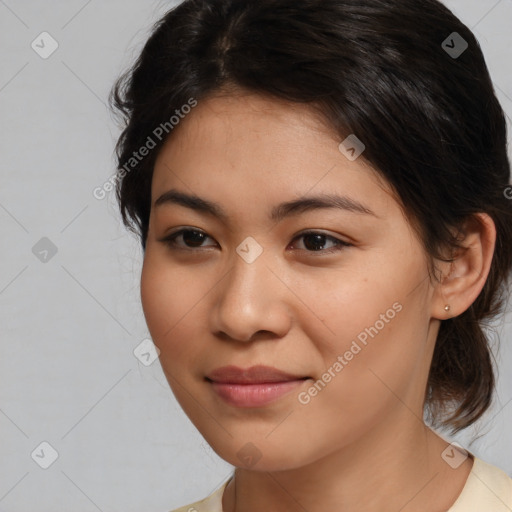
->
[206, 365, 306, 384]
[206, 365, 309, 407]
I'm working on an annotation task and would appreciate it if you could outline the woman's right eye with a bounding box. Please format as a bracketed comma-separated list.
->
[159, 228, 217, 250]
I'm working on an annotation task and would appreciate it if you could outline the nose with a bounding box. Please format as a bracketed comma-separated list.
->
[210, 253, 293, 343]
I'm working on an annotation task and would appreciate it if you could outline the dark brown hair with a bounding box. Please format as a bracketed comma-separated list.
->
[109, 0, 512, 433]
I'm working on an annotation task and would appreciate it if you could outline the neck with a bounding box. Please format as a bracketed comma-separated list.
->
[223, 418, 473, 512]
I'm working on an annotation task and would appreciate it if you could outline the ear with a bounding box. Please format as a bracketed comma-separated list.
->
[432, 213, 496, 320]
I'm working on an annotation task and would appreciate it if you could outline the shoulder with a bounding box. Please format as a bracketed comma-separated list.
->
[449, 456, 512, 512]
[168, 476, 232, 512]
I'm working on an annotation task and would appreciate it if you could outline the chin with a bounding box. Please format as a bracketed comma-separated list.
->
[206, 436, 317, 472]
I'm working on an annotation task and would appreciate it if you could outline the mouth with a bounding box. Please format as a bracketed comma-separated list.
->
[206, 365, 310, 384]
[205, 365, 311, 407]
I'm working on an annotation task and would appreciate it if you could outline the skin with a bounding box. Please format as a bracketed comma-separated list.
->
[140, 90, 496, 512]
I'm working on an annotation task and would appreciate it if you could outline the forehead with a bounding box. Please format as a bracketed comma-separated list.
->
[151, 92, 397, 218]
[155, 92, 338, 165]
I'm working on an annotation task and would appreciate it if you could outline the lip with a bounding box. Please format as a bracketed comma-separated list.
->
[206, 365, 307, 384]
[206, 365, 310, 408]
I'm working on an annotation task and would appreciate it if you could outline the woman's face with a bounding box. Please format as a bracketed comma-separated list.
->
[141, 91, 444, 471]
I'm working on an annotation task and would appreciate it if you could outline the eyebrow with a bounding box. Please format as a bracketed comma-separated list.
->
[154, 188, 377, 222]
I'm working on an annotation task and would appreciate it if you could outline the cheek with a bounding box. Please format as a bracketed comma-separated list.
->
[140, 255, 203, 363]
[309, 300, 429, 427]
[293, 265, 403, 350]
[300, 264, 429, 398]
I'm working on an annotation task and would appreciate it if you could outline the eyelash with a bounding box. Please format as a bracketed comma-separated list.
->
[158, 228, 352, 255]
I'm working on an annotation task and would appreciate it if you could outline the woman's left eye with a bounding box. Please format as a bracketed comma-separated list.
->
[159, 228, 351, 254]
[289, 231, 351, 254]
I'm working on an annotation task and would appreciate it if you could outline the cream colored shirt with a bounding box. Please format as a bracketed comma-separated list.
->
[169, 456, 512, 512]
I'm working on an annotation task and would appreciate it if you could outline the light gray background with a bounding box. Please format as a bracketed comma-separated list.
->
[0, 1, 511, 511]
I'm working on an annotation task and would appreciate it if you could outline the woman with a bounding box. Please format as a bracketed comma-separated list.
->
[110, 0, 512, 510]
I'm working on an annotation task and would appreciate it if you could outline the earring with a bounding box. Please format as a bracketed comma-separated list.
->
[444, 304, 451, 312]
